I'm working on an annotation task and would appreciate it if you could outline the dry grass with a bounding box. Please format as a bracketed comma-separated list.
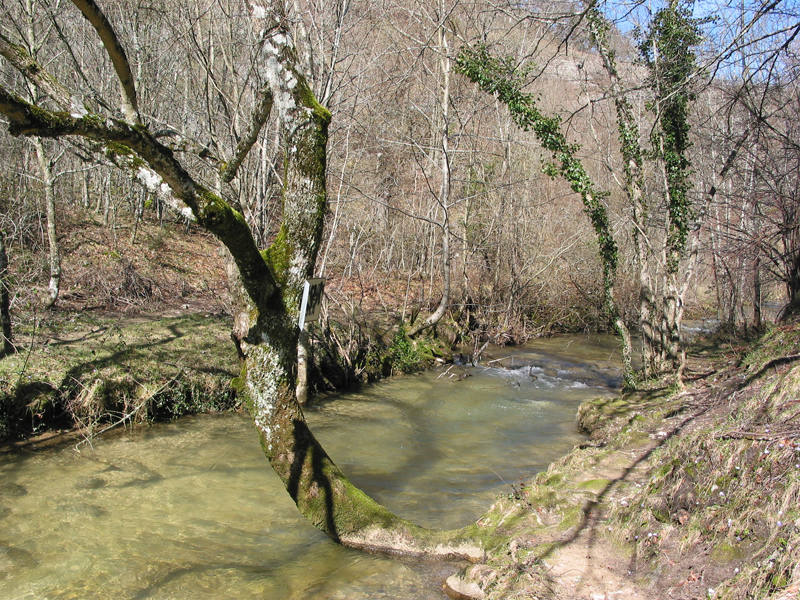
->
[0, 310, 240, 442]
[10, 209, 230, 316]
[607, 324, 800, 599]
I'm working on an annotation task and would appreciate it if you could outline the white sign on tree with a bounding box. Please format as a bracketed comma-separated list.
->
[298, 278, 325, 331]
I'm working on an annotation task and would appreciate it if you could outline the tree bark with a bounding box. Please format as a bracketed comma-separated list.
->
[33, 138, 61, 309]
[296, 329, 310, 405]
[0, 230, 13, 357]
[409, 17, 452, 338]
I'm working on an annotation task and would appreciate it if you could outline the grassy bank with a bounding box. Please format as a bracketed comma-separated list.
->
[447, 324, 800, 600]
[0, 309, 449, 443]
[0, 312, 240, 442]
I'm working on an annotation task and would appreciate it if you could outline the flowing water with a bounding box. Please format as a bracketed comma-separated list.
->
[0, 335, 621, 600]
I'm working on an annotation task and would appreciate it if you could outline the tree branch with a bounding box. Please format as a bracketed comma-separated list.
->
[0, 85, 277, 309]
[0, 31, 72, 109]
[221, 86, 273, 183]
[69, 0, 140, 123]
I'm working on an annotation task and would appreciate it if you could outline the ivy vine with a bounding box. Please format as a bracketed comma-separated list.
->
[639, 0, 702, 274]
[455, 44, 619, 302]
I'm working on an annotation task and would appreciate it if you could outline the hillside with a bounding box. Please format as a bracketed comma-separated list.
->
[446, 325, 800, 600]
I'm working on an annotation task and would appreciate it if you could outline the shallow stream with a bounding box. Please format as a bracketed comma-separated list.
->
[0, 335, 621, 599]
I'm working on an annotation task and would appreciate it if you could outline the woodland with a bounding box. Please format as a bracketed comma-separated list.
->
[1, 0, 800, 598]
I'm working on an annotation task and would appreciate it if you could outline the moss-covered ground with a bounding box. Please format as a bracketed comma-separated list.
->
[448, 324, 800, 600]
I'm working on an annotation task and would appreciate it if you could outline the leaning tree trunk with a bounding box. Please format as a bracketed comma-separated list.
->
[0, 3, 484, 559]
[217, 17, 481, 557]
[455, 44, 635, 386]
[587, 6, 652, 386]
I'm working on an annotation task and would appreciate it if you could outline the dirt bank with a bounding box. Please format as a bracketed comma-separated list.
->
[447, 325, 800, 600]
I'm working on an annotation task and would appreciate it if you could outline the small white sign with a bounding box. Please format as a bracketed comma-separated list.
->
[298, 278, 324, 330]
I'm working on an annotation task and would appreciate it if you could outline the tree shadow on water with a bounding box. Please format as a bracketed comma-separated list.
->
[287, 419, 339, 542]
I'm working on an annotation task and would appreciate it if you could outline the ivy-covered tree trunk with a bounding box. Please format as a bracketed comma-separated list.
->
[642, 0, 701, 377]
[587, 7, 658, 381]
[455, 45, 635, 386]
[586, 1, 700, 380]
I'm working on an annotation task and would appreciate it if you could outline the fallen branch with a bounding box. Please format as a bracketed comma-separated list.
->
[715, 430, 800, 441]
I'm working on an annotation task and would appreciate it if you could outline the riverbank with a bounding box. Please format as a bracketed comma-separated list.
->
[446, 324, 800, 599]
[0, 312, 239, 443]
[5, 305, 798, 599]
[0, 308, 449, 443]
[0, 335, 618, 600]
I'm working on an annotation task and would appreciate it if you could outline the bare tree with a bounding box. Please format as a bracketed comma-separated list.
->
[0, 0, 481, 557]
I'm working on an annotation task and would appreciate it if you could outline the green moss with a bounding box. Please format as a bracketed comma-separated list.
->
[263, 226, 291, 286]
[711, 541, 745, 562]
[457, 522, 505, 553]
[104, 141, 133, 157]
[531, 542, 557, 558]
[230, 361, 248, 397]
[198, 189, 244, 230]
[545, 473, 564, 487]
[559, 505, 583, 531]
[577, 478, 611, 492]
[525, 488, 560, 509]
[297, 79, 332, 124]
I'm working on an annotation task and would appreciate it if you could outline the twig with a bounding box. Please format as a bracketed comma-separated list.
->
[436, 364, 456, 379]
[14, 310, 39, 390]
[486, 355, 512, 366]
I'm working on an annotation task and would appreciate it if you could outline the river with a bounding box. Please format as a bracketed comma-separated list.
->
[0, 334, 621, 599]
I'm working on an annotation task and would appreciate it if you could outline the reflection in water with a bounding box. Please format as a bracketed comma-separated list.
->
[0, 335, 620, 599]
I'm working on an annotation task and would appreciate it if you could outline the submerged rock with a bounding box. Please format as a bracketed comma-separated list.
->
[0, 482, 27, 497]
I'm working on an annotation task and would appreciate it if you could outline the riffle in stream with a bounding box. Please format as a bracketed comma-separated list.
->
[0, 335, 621, 599]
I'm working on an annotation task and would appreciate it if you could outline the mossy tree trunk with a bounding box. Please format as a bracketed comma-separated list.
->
[0, 0, 482, 559]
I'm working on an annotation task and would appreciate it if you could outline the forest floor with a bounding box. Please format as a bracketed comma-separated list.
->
[0, 211, 243, 442]
[446, 325, 800, 600]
